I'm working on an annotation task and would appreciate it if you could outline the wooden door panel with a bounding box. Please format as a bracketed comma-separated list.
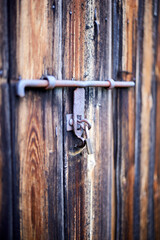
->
[0, 0, 160, 239]
[0, 85, 12, 239]
[113, 0, 159, 239]
[9, 0, 63, 239]
[112, 1, 138, 239]
[0, 1, 12, 238]
[10, 88, 63, 239]
[133, 1, 157, 239]
[0, 0, 8, 82]
[154, 2, 160, 239]
[62, 0, 114, 239]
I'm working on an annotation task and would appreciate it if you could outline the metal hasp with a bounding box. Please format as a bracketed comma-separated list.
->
[16, 75, 135, 152]
[66, 88, 85, 143]
[73, 88, 85, 140]
[66, 88, 93, 151]
[16, 75, 135, 97]
[66, 88, 93, 146]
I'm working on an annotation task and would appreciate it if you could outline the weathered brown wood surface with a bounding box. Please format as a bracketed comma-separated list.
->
[63, 0, 114, 239]
[9, 0, 63, 239]
[0, 0, 12, 239]
[133, 1, 158, 239]
[112, 1, 138, 239]
[0, 0, 160, 239]
[0, 0, 8, 82]
[154, 2, 160, 240]
[0, 85, 12, 239]
[113, 0, 159, 239]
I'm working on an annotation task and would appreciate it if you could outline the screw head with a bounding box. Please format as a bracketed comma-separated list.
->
[69, 118, 73, 126]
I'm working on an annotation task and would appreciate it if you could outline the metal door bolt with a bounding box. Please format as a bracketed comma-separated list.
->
[17, 75, 135, 97]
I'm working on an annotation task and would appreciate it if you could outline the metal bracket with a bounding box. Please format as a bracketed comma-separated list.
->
[66, 88, 94, 146]
[66, 88, 85, 142]
[66, 114, 73, 131]
[73, 88, 85, 139]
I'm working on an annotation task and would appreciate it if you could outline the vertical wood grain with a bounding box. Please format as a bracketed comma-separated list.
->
[121, 2, 137, 239]
[9, 0, 63, 239]
[0, 0, 159, 239]
[63, 0, 115, 239]
[113, 1, 138, 239]
[0, 84, 12, 239]
[11, 88, 63, 239]
[154, 1, 160, 239]
[140, 2, 153, 236]
[113, 0, 159, 239]
[134, 0, 158, 239]
[0, 1, 12, 238]
[0, 0, 8, 82]
[62, 2, 87, 239]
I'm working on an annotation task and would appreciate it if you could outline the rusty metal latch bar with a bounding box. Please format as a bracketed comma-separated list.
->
[16, 75, 135, 154]
[16, 75, 135, 97]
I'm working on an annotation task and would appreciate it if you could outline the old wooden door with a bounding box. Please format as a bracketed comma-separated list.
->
[0, 0, 160, 239]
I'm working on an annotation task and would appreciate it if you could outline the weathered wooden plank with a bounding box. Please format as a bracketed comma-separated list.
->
[0, 84, 12, 239]
[9, 0, 63, 239]
[3, 0, 159, 239]
[113, 0, 138, 239]
[0, 1, 12, 238]
[139, 3, 153, 236]
[139, 1, 156, 239]
[63, 0, 115, 239]
[154, 1, 160, 239]
[0, 0, 8, 82]
[62, 2, 86, 239]
[134, 0, 158, 239]
[11, 87, 63, 239]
